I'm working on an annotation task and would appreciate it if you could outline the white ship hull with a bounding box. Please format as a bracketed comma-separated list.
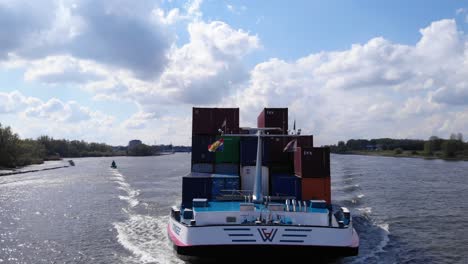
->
[168, 215, 359, 257]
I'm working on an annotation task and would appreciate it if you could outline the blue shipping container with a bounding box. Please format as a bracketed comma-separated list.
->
[270, 173, 301, 199]
[182, 176, 212, 208]
[214, 163, 239, 175]
[192, 163, 214, 173]
[211, 174, 240, 198]
[240, 137, 270, 166]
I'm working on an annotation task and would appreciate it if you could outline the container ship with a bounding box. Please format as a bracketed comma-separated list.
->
[168, 107, 359, 259]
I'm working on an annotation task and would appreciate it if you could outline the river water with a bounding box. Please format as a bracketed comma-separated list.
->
[0, 153, 467, 263]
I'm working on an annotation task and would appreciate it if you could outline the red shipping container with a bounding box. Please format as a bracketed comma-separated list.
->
[192, 108, 239, 135]
[301, 177, 331, 204]
[294, 147, 330, 178]
[296, 135, 313, 147]
[257, 108, 288, 134]
[193, 108, 214, 134]
[262, 135, 314, 165]
[265, 136, 291, 164]
[281, 135, 314, 149]
[213, 108, 239, 134]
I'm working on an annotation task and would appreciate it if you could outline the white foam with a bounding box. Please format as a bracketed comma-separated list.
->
[357, 207, 372, 214]
[110, 169, 141, 208]
[119, 195, 140, 208]
[350, 222, 390, 263]
[114, 215, 183, 264]
[373, 223, 391, 254]
[357, 194, 365, 198]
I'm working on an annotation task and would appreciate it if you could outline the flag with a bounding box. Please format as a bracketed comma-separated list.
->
[218, 118, 227, 134]
[208, 138, 224, 152]
[221, 118, 227, 129]
[283, 139, 297, 152]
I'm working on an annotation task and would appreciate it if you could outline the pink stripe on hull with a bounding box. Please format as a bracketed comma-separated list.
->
[351, 229, 359, 248]
[167, 223, 190, 247]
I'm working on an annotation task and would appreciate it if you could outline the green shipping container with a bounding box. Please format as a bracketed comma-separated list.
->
[215, 136, 240, 163]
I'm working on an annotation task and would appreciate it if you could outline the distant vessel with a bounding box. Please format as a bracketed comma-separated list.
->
[68, 160, 75, 166]
[110, 160, 117, 169]
[168, 108, 359, 259]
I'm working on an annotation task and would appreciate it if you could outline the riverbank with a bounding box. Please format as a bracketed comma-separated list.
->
[336, 150, 468, 161]
[0, 165, 70, 177]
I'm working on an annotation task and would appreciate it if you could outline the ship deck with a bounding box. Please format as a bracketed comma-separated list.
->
[192, 201, 328, 213]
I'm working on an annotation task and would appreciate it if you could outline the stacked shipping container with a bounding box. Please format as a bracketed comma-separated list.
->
[191, 108, 240, 174]
[294, 146, 331, 203]
[184, 108, 241, 207]
[256, 107, 330, 203]
[184, 107, 331, 208]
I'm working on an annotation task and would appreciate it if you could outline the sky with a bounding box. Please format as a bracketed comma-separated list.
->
[1, 0, 468, 146]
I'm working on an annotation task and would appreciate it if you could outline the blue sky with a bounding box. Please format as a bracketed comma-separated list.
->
[0, 0, 468, 145]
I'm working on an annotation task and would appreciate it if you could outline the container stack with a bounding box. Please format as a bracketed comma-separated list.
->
[183, 108, 241, 208]
[183, 106, 331, 208]
[268, 135, 315, 200]
[256, 108, 294, 199]
[191, 107, 240, 174]
[294, 146, 331, 204]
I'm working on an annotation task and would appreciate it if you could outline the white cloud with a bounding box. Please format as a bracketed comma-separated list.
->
[152, 21, 260, 104]
[0, 90, 113, 125]
[122, 111, 158, 129]
[24, 98, 96, 123]
[456, 8, 466, 15]
[228, 19, 468, 144]
[0, 91, 41, 114]
[84, 20, 260, 109]
[24, 55, 106, 84]
[0, 0, 171, 79]
[226, 3, 246, 15]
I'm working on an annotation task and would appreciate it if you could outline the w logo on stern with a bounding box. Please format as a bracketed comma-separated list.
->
[257, 228, 278, 242]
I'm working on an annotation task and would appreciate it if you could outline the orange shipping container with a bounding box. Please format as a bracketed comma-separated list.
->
[301, 178, 331, 204]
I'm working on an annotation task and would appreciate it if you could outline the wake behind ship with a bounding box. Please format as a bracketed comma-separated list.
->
[168, 107, 359, 259]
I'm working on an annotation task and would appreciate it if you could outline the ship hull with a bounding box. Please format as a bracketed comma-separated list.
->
[168, 216, 359, 258]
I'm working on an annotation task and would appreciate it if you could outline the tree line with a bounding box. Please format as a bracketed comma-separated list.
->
[328, 133, 468, 159]
[0, 123, 120, 168]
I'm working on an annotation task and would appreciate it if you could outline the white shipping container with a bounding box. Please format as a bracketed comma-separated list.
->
[240, 166, 269, 196]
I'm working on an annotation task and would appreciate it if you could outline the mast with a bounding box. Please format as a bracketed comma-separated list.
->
[252, 130, 263, 203]
[229, 127, 283, 203]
